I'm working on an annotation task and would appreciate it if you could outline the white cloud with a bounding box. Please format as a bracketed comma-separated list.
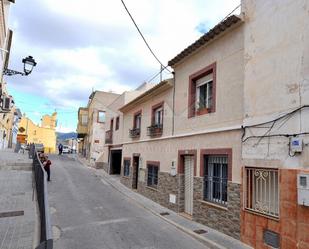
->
[9, 0, 241, 132]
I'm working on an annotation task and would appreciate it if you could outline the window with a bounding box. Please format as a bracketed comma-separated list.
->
[134, 112, 142, 129]
[196, 74, 213, 110]
[154, 106, 163, 126]
[115, 116, 120, 130]
[245, 168, 279, 218]
[110, 118, 114, 130]
[98, 111, 105, 123]
[188, 63, 216, 117]
[123, 159, 130, 177]
[147, 163, 159, 188]
[204, 155, 228, 205]
[81, 114, 88, 125]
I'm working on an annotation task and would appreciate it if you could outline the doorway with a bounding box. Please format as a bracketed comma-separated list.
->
[184, 155, 194, 215]
[132, 156, 139, 189]
[110, 149, 122, 174]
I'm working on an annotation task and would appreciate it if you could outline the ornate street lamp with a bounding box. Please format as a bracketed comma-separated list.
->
[3, 56, 37, 76]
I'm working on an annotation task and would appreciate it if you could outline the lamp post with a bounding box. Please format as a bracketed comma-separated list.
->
[3, 56, 37, 76]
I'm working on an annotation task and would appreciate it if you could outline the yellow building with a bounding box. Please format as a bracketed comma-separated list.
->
[18, 112, 57, 153]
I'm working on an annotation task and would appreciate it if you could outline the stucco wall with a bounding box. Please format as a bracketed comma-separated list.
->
[122, 88, 174, 143]
[172, 24, 244, 135]
[122, 130, 242, 183]
[242, 0, 309, 169]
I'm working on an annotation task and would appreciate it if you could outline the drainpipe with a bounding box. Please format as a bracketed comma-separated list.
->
[172, 72, 176, 136]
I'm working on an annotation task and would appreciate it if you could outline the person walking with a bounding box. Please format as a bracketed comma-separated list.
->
[58, 143, 63, 155]
[43, 155, 52, 181]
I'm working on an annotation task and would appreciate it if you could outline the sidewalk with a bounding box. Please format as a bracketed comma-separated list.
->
[0, 149, 36, 249]
[76, 155, 251, 249]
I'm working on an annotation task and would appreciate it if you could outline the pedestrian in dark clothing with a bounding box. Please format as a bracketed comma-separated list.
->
[58, 143, 63, 155]
[43, 156, 52, 181]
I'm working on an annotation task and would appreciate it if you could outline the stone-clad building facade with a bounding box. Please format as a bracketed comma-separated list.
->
[100, 0, 309, 247]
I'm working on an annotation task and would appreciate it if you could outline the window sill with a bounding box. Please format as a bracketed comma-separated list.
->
[196, 108, 213, 116]
[146, 186, 158, 191]
[244, 209, 279, 221]
[198, 200, 228, 211]
[122, 176, 130, 179]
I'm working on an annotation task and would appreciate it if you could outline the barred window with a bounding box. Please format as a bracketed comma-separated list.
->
[245, 168, 279, 218]
[147, 164, 159, 188]
[123, 159, 130, 177]
[204, 155, 228, 205]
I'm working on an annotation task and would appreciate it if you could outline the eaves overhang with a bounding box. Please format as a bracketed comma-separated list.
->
[119, 79, 173, 113]
[168, 15, 243, 67]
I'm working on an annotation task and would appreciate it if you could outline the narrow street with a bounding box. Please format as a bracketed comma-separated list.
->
[48, 155, 208, 249]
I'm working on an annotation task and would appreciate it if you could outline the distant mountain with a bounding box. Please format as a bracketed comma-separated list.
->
[56, 132, 77, 140]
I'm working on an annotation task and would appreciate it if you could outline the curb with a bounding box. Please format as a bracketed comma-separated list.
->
[76, 155, 248, 249]
[94, 172, 225, 249]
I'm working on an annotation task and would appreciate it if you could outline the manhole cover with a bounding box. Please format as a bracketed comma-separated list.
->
[193, 229, 208, 234]
[160, 212, 170, 216]
[0, 210, 24, 218]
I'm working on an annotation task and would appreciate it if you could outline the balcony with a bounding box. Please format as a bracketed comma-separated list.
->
[105, 130, 113, 144]
[129, 128, 140, 138]
[147, 124, 163, 137]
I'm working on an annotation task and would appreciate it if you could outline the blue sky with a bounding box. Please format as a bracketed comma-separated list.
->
[6, 0, 240, 132]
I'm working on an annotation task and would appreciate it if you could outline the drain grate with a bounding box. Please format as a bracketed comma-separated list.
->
[0, 211, 24, 218]
[160, 212, 170, 216]
[193, 229, 208, 234]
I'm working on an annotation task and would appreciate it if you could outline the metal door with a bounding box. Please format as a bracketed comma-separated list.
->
[184, 156, 194, 215]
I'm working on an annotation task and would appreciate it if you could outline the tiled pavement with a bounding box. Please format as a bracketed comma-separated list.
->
[0, 150, 36, 249]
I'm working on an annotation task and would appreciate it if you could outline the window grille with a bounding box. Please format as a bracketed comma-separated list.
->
[245, 168, 279, 218]
[204, 155, 228, 205]
[123, 160, 130, 177]
[147, 164, 159, 187]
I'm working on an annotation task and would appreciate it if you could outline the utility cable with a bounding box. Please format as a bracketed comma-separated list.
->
[120, 0, 171, 73]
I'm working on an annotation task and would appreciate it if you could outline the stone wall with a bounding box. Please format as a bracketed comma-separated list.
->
[136, 169, 181, 212]
[193, 177, 240, 239]
[102, 162, 109, 174]
[120, 166, 133, 189]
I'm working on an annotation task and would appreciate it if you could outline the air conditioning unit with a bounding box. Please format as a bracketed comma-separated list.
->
[297, 173, 309, 206]
[2, 96, 12, 111]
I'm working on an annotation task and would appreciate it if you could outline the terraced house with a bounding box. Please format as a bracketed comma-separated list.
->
[103, 14, 244, 239]
[100, 0, 309, 248]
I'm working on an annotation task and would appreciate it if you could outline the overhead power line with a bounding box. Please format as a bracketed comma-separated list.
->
[120, 0, 171, 73]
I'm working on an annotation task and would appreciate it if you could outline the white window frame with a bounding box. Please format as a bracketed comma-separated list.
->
[244, 167, 279, 218]
[196, 74, 213, 110]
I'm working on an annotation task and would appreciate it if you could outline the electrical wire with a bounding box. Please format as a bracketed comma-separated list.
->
[242, 105, 309, 143]
[120, 0, 171, 73]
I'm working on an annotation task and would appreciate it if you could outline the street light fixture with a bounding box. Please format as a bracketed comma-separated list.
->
[3, 56, 37, 76]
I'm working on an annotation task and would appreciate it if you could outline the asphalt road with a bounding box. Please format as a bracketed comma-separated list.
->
[48, 155, 208, 249]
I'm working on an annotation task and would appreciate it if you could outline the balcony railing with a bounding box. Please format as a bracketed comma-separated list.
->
[105, 130, 113, 144]
[129, 128, 140, 138]
[147, 124, 163, 137]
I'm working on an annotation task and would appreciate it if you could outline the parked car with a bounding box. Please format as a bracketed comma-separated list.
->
[34, 143, 44, 153]
[62, 145, 71, 154]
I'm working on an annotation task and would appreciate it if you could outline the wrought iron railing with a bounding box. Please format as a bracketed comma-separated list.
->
[129, 128, 140, 138]
[147, 124, 163, 137]
[245, 167, 279, 218]
[105, 130, 113, 144]
[30, 144, 53, 249]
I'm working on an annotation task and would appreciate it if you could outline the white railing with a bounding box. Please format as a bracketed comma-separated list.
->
[245, 168, 279, 218]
